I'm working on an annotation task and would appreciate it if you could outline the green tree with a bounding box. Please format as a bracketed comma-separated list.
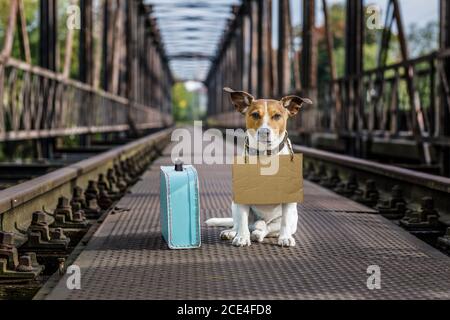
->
[172, 82, 194, 122]
[0, 0, 80, 76]
[407, 21, 438, 58]
[0, 0, 39, 62]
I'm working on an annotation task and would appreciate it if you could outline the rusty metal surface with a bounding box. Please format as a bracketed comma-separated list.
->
[295, 144, 450, 225]
[41, 146, 450, 300]
[294, 145, 450, 193]
[0, 129, 173, 239]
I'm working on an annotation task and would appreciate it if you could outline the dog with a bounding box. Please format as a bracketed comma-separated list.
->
[205, 87, 312, 247]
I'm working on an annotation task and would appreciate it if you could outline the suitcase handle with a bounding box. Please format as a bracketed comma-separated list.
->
[175, 159, 184, 172]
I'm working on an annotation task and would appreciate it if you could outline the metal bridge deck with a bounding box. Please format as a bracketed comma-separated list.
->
[40, 143, 450, 300]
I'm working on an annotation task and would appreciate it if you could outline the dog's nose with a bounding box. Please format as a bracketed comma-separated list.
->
[257, 128, 271, 141]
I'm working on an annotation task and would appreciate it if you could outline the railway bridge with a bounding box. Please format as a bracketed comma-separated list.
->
[0, 0, 449, 300]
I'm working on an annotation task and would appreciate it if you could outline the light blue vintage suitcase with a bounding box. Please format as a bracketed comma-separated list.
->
[160, 162, 201, 249]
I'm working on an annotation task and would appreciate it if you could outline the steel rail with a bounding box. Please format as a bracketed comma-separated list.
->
[294, 144, 450, 224]
[294, 145, 450, 193]
[0, 128, 174, 235]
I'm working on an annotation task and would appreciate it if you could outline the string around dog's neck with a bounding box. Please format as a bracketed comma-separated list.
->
[244, 131, 294, 162]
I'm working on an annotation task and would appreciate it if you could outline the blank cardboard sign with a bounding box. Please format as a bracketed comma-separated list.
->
[232, 154, 304, 205]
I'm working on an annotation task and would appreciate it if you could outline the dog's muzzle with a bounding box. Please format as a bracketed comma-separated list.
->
[257, 128, 271, 142]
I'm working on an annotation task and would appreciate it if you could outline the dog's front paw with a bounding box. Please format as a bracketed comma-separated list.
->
[251, 230, 266, 243]
[232, 234, 251, 247]
[278, 236, 296, 247]
[220, 229, 237, 240]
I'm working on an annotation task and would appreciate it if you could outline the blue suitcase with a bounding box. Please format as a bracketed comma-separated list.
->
[160, 162, 201, 249]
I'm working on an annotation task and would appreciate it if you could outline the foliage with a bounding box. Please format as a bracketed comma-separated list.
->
[317, 2, 437, 82]
[0, 0, 39, 62]
[0, 0, 80, 76]
[172, 82, 193, 122]
[315, 1, 439, 119]
[407, 21, 438, 58]
[172, 82, 206, 123]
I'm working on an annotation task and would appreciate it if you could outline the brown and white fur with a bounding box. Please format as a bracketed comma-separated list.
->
[205, 88, 312, 247]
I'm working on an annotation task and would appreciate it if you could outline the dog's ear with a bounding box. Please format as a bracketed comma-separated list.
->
[224, 87, 254, 114]
[281, 95, 313, 117]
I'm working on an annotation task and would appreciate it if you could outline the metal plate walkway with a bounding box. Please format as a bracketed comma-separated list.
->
[38, 139, 450, 300]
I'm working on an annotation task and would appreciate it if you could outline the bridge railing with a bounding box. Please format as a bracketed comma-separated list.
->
[0, 0, 174, 143]
[311, 50, 449, 141]
[0, 57, 172, 142]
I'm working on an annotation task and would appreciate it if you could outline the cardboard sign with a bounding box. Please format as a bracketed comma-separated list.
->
[232, 154, 303, 205]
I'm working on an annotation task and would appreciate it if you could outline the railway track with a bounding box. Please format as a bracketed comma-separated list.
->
[294, 145, 450, 254]
[0, 128, 173, 299]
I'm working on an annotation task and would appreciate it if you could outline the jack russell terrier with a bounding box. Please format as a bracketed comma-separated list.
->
[206, 87, 312, 247]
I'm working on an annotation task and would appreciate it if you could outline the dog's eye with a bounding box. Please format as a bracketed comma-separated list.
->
[272, 114, 282, 121]
[251, 112, 261, 120]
